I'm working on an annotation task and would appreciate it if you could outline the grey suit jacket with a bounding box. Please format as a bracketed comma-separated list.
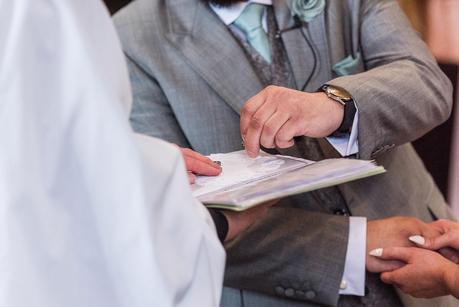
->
[114, 0, 456, 306]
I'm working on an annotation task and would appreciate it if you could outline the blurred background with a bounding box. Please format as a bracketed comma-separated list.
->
[104, 0, 459, 216]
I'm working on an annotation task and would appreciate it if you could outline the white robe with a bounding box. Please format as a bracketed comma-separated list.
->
[0, 0, 225, 306]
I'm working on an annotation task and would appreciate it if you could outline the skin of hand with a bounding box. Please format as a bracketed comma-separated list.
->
[414, 219, 459, 264]
[366, 217, 442, 273]
[240, 85, 344, 157]
[180, 148, 222, 184]
[372, 246, 459, 299]
[222, 200, 278, 242]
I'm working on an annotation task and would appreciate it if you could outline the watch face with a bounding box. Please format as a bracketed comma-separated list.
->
[326, 85, 352, 101]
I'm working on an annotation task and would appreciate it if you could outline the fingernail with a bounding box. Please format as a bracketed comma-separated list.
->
[409, 235, 425, 245]
[212, 160, 222, 166]
[369, 248, 383, 257]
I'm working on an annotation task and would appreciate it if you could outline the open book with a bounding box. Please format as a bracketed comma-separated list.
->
[191, 150, 385, 211]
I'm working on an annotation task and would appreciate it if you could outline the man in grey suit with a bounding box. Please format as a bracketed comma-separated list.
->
[114, 0, 457, 306]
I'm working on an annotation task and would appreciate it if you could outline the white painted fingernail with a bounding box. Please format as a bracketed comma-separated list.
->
[369, 248, 383, 257]
[409, 235, 425, 245]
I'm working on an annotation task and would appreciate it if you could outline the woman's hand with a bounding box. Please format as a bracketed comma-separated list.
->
[370, 246, 459, 298]
[180, 148, 222, 184]
[409, 219, 459, 264]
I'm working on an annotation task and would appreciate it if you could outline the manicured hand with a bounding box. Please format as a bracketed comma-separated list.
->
[369, 246, 459, 299]
[180, 148, 222, 184]
[366, 217, 442, 273]
[407, 219, 459, 264]
[240, 85, 344, 157]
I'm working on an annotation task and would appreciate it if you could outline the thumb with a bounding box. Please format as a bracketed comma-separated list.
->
[413, 232, 459, 251]
[380, 270, 401, 285]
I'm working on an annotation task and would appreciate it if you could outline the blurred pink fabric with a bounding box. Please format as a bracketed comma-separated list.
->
[451, 82, 459, 217]
[426, 0, 459, 63]
[426, 0, 459, 215]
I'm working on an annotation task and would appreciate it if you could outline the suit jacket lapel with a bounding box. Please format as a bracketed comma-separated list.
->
[273, 0, 331, 92]
[164, 0, 264, 115]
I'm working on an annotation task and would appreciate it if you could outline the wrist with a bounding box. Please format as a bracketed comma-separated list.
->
[221, 211, 239, 242]
[313, 92, 344, 135]
[443, 263, 459, 298]
[208, 209, 229, 243]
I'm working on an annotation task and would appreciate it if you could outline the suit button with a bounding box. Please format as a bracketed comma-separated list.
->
[275, 286, 284, 295]
[305, 290, 316, 299]
[285, 288, 295, 297]
[333, 209, 349, 216]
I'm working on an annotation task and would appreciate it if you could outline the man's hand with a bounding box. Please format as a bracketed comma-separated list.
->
[240, 86, 344, 157]
[372, 247, 459, 299]
[366, 217, 442, 273]
[222, 200, 278, 242]
[180, 148, 222, 184]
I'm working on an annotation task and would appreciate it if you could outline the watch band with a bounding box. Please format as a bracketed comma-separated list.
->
[336, 97, 356, 135]
[207, 208, 228, 243]
[320, 84, 356, 135]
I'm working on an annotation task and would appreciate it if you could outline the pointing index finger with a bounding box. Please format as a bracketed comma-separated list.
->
[241, 90, 270, 157]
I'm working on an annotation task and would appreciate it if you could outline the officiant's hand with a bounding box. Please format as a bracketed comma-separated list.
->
[180, 148, 222, 184]
[240, 86, 344, 157]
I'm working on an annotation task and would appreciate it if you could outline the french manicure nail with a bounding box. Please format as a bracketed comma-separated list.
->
[369, 248, 383, 257]
[409, 235, 425, 245]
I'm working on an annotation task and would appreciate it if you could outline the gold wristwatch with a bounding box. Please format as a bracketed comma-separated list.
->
[320, 84, 356, 135]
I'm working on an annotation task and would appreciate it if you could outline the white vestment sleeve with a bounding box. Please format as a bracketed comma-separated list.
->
[0, 1, 225, 306]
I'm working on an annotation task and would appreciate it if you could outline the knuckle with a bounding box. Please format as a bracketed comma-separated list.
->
[275, 133, 288, 143]
[241, 104, 251, 116]
[437, 219, 451, 228]
[265, 85, 277, 93]
[263, 123, 276, 136]
[250, 116, 263, 130]
[241, 104, 255, 116]
[424, 238, 434, 247]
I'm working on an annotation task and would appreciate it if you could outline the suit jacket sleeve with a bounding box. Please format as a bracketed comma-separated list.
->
[224, 206, 350, 306]
[126, 55, 191, 147]
[328, 0, 453, 160]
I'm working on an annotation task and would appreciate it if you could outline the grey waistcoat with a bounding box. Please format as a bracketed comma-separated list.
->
[231, 7, 402, 307]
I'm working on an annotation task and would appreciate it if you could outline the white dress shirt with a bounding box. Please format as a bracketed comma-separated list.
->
[212, 0, 365, 296]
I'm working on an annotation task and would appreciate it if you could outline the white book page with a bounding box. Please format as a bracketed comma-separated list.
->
[191, 150, 311, 198]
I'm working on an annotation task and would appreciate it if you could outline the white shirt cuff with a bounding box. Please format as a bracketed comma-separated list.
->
[326, 109, 359, 157]
[339, 216, 367, 296]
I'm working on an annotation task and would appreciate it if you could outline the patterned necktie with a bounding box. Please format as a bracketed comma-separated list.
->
[233, 3, 271, 63]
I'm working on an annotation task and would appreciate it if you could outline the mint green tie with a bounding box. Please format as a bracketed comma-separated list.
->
[233, 3, 271, 63]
